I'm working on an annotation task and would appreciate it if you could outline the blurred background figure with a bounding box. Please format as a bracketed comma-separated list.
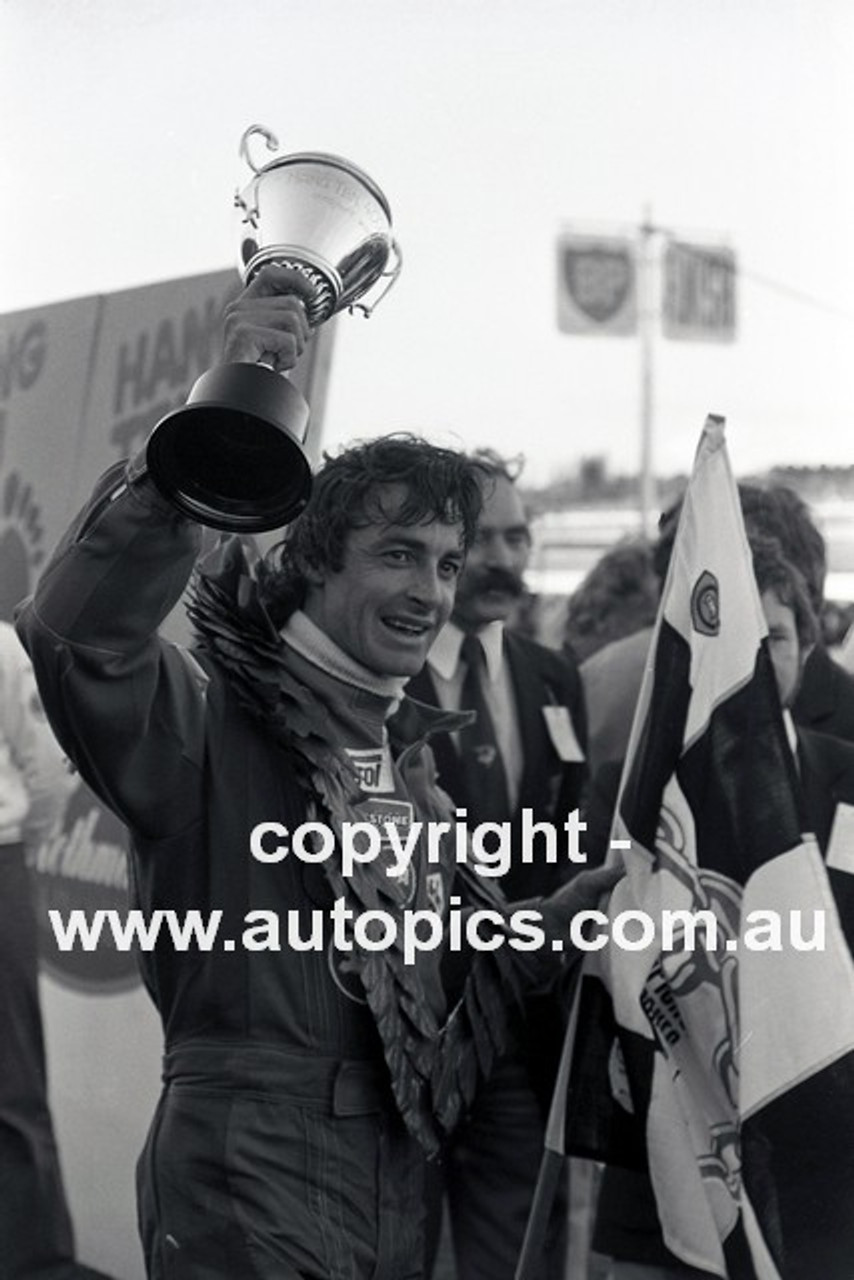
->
[834, 616, 854, 675]
[408, 450, 587, 1280]
[584, 531, 854, 1279]
[562, 538, 659, 665]
[580, 482, 854, 780]
[738, 485, 854, 743]
[0, 621, 114, 1280]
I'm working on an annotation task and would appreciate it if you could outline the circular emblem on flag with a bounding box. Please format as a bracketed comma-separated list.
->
[691, 570, 720, 636]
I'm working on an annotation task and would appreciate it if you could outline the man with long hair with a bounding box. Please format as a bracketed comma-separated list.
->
[18, 265, 618, 1279]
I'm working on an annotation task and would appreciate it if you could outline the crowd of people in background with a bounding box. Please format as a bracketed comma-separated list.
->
[11, 461, 854, 1280]
[6, 263, 854, 1279]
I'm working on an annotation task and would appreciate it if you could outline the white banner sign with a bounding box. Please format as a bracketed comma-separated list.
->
[662, 240, 737, 342]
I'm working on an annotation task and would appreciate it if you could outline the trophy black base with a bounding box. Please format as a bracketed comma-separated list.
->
[146, 363, 313, 533]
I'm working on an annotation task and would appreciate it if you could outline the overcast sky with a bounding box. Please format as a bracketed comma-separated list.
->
[3, 0, 854, 487]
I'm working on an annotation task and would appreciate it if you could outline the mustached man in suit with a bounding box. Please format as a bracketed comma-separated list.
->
[408, 451, 588, 1280]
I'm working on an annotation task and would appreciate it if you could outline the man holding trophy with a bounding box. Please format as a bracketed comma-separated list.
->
[16, 130, 620, 1279]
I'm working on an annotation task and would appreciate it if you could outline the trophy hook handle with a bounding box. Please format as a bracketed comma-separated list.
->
[350, 239, 404, 318]
[239, 124, 281, 175]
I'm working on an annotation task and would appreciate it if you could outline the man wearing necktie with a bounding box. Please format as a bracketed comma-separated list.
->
[408, 451, 588, 1280]
[456, 630, 512, 828]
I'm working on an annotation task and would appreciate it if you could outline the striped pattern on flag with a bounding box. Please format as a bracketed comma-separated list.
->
[561, 417, 854, 1279]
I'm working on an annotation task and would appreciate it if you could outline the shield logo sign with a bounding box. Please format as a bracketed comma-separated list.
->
[557, 236, 637, 335]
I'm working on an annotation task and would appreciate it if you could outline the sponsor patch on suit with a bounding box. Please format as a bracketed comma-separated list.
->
[345, 745, 394, 793]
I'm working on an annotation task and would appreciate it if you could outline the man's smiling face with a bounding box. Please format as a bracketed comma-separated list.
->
[302, 484, 466, 677]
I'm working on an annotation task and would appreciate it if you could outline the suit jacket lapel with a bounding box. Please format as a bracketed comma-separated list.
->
[795, 647, 840, 732]
[411, 637, 572, 820]
[798, 729, 846, 855]
[406, 666, 461, 800]
[504, 632, 552, 813]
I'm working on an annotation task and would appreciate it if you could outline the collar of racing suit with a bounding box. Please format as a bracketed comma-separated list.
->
[185, 535, 518, 1155]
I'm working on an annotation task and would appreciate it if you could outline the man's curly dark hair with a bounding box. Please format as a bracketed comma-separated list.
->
[652, 483, 827, 615]
[259, 433, 485, 624]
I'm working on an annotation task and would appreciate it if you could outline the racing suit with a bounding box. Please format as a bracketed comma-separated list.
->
[17, 462, 553, 1280]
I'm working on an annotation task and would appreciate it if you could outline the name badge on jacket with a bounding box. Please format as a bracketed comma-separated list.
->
[827, 801, 854, 876]
[541, 705, 585, 763]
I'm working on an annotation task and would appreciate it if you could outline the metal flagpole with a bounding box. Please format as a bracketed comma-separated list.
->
[513, 969, 583, 1280]
[638, 207, 657, 539]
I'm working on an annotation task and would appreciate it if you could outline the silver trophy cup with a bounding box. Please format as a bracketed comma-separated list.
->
[146, 124, 402, 531]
